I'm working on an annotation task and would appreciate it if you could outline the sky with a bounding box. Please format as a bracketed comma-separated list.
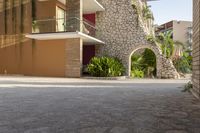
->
[147, 0, 192, 25]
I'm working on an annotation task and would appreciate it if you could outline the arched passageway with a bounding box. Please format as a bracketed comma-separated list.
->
[130, 48, 157, 78]
[128, 44, 162, 78]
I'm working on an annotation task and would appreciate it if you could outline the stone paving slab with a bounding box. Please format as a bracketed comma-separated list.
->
[0, 77, 199, 133]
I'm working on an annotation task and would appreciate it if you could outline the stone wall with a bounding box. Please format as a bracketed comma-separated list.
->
[192, 0, 200, 98]
[161, 56, 180, 79]
[96, 0, 179, 78]
[65, 39, 83, 78]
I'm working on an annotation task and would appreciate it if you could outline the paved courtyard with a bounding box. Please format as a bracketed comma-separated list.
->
[0, 77, 200, 133]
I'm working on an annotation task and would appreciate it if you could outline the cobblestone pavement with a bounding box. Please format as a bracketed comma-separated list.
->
[0, 77, 199, 133]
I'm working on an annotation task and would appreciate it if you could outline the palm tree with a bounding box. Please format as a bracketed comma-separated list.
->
[156, 31, 174, 58]
[131, 54, 144, 70]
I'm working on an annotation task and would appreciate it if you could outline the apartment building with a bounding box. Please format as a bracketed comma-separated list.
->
[0, 0, 179, 78]
[155, 20, 193, 50]
[192, 0, 200, 99]
[0, 0, 104, 77]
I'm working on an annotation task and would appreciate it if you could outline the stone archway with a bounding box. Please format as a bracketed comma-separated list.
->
[96, 0, 180, 79]
[128, 44, 162, 78]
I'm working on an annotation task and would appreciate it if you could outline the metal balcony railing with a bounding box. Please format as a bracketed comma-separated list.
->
[32, 17, 99, 39]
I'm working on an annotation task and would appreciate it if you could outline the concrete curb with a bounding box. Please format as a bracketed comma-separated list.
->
[82, 76, 127, 80]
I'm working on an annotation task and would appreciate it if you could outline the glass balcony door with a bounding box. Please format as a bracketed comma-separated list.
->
[56, 6, 66, 32]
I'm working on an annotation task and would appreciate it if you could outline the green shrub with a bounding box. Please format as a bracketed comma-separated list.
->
[173, 52, 192, 74]
[87, 56, 125, 77]
[131, 69, 144, 78]
[142, 5, 154, 20]
[131, 54, 144, 70]
[182, 81, 193, 92]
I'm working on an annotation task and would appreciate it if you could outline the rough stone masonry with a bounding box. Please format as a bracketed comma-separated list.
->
[96, 0, 179, 79]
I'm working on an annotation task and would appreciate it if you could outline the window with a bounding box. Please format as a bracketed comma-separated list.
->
[56, 6, 65, 32]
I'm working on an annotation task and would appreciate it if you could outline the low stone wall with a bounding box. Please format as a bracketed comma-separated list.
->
[161, 57, 180, 79]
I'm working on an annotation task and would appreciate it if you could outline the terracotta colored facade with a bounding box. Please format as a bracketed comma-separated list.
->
[0, 0, 103, 77]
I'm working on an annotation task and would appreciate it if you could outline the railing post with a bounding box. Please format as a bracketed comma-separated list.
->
[65, 0, 82, 32]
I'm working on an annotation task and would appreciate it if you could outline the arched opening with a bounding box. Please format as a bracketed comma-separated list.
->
[130, 48, 156, 78]
[128, 45, 162, 78]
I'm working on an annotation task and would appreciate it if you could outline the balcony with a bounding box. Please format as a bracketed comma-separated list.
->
[26, 17, 104, 44]
[82, 0, 105, 14]
[187, 39, 193, 44]
[57, 0, 104, 14]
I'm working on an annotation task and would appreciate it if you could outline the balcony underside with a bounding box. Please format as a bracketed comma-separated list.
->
[58, 0, 105, 14]
[26, 32, 104, 44]
[83, 0, 105, 14]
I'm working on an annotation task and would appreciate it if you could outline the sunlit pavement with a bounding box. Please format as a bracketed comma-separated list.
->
[0, 76, 199, 133]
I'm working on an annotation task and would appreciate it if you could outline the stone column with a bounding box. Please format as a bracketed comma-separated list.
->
[65, 38, 83, 78]
[65, 0, 83, 78]
[65, 0, 82, 32]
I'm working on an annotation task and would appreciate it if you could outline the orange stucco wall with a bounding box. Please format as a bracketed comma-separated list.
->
[35, 0, 56, 19]
[0, 39, 32, 75]
[0, 0, 83, 77]
[0, 45, 20, 74]
[20, 40, 34, 75]
[0, 39, 67, 77]
[33, 40, 66, 77]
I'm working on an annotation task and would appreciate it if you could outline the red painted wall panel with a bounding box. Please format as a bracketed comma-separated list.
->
[83, 14, 96, 24]
[83, 45, 95, 65]
[83, 14, 96, 65]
